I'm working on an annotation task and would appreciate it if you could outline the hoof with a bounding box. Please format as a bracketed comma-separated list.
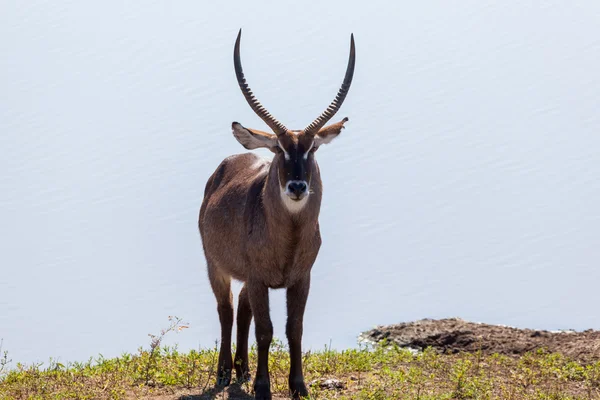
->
[290, 380, 309, 399]
[254, 380, 272, 400]
[236, 371, 251, 383]
[235, 363, 251, 383]
[216, 369, 231, 387]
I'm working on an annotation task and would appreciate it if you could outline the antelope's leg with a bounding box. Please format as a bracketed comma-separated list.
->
[234, 283, 252, 382]
[207, 266, 233, 386]
[286, 275, 310, 399]
[247, 281, 273, 400]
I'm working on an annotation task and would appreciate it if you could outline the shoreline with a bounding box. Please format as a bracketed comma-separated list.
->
[360, 317, 600, 361]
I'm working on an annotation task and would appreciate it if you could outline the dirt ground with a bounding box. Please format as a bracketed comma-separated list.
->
[361, 317, 600, 361]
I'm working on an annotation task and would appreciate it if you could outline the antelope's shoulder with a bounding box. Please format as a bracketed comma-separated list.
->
[204, 153, 270, 194]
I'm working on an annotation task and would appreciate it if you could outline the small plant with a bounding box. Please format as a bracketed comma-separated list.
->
[0, 340, 10, 377]
[142, 315, 189, 385]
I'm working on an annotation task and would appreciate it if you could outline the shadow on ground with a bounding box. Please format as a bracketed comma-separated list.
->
[178, 383, 254, 400]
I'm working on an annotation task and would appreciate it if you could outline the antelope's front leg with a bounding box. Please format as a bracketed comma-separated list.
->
[286, 275, 310, 399]
[247, 281, 273, 400]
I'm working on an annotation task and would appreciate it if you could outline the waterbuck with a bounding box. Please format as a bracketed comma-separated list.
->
[198, 30, 355, 400]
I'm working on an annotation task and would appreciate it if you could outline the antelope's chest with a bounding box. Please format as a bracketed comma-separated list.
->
[259, 239, 319, 289]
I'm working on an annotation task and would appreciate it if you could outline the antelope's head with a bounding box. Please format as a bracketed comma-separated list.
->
[230, 30, 355, 209]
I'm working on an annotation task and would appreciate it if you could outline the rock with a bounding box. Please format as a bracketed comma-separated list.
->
[310, 378, 346, 390]
[360, 318, 600, 361]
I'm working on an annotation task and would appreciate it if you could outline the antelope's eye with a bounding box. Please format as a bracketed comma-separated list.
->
[275, 146, 283, 154]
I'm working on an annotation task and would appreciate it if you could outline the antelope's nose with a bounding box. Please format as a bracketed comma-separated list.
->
[287, 180, 307, 196]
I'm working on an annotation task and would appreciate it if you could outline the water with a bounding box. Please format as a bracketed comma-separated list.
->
[1, 1, 599, 364]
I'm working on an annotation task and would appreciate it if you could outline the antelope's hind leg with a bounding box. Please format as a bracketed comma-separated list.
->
[234, 284, 252, 382]
[208, 265, 234, 386]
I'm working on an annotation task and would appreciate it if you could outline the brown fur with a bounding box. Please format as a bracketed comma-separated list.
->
[199, 125, 347, 399]
[199, 148, 322, 290]
[199, 30, 354, 400]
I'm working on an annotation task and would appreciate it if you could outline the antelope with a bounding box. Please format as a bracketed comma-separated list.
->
[198, 30, 355, 400]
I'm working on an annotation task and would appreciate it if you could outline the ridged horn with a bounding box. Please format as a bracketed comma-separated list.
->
[304, 34, 355, 137]
[234, 29, 288, 136]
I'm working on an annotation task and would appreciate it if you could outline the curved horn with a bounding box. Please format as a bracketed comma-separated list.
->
[234, 29, 288, 136]
[304, 34, 356, 137]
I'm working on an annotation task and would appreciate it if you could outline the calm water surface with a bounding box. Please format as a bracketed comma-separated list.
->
[1, 1, 599, 364]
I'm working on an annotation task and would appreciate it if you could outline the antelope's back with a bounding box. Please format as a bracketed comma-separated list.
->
[198, 153, 270, 264]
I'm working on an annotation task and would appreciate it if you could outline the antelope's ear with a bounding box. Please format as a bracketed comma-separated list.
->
[232, 122, 278, 150]
[314, 117, 348, 147]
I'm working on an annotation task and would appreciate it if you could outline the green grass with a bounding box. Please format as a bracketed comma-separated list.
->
[2, 319, 600, 399]
[2, 343, 600, 399]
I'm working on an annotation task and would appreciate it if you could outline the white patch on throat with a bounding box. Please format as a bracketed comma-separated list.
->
[280, 187, 309, 213]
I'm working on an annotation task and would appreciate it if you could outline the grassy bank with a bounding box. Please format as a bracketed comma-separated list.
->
[2, 341, 600, 399]
[2, 317, 600, 399]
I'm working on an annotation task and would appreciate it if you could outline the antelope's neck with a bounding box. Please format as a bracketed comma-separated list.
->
[262, 161, 322, 230]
